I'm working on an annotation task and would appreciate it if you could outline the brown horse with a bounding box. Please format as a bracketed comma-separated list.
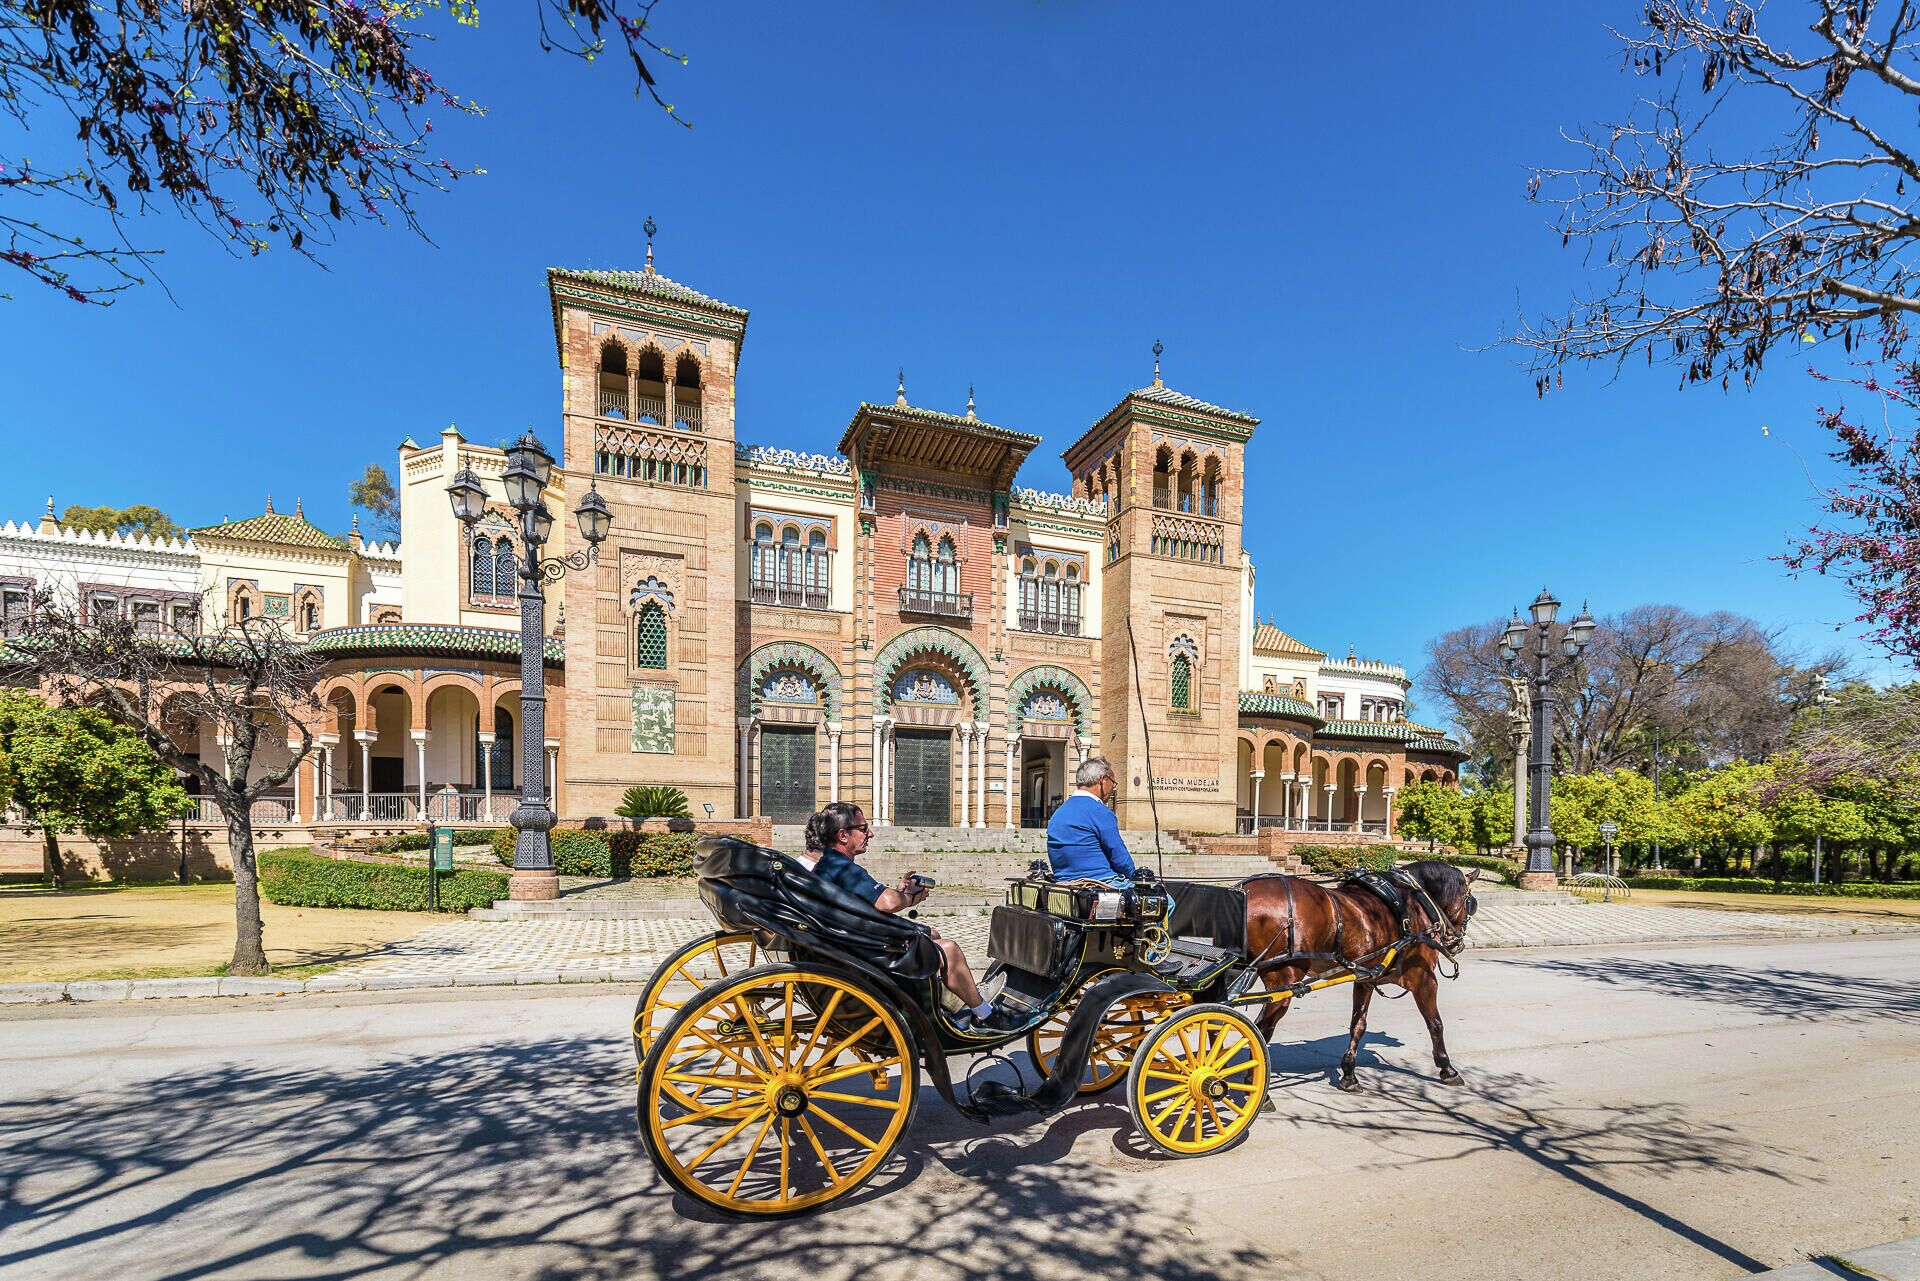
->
[1241, 861, 1479, 1091]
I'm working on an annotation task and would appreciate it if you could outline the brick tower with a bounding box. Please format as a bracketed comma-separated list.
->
[1060, 352, 1256, 833]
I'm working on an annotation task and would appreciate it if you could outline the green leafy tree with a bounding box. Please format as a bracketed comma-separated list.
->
[60, 503, 182, 541]
[347, 464, 402, 540]
[1466, 784, 1513, 854]
[1393, 780, 1471, 852]
[615, 784, 691, 819]
[1669, 761, 1776, 873]
[0, 690, 192, 884]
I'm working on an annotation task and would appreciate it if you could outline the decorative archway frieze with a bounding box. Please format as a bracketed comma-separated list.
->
[871, 626, 989, 712]
[739, 640, 844, 720]
[1006, 664, 1092, 737]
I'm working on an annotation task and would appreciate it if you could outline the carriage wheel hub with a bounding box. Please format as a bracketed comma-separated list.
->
[766, 1073, 809, 1117]
[1187, 1068, 1228, 1102]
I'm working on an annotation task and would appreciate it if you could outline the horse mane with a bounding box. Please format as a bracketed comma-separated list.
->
[1397, 860, 1471, 926]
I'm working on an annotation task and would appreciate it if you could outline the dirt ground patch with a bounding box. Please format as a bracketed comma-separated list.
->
[1630, 886, 1920, 923]
[0, 885, 440, 982]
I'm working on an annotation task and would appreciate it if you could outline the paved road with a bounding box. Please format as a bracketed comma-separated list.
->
[2, 934, 1916, 1281]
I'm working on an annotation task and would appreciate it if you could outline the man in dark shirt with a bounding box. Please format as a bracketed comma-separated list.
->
[802, 802, 1021, 1032]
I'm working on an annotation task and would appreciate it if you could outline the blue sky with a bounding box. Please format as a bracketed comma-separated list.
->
[1, 1, 1902, 688]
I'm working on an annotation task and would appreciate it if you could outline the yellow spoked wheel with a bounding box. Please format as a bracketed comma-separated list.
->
[638, 964, 918, 1217]
[1027, 970, 1191, 1096]
[633, 931, 762, 1065]
[1126, 1003, 1269, 1157]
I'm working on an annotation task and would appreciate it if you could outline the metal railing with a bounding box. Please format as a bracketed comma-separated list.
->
[633, 393, 667, 425]
[598, 385, 629, 419]
[750, 581, 831, 610]
[1017, 608, 1082, 636]
[899, 587, 971, 618]
[190, 796, 294, 824]
[672, 398, 702, 431]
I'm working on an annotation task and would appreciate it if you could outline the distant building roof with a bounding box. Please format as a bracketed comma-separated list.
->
[1237, 692, 1323, 723]
[1252, 622, 1324, 659]
[1126, 383, 1260, 426]
[545, 265, 748, 321]
[191, 501, 343, 551]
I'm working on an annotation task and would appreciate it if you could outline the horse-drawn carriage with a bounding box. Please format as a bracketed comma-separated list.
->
[632, 837, 1475, 1217]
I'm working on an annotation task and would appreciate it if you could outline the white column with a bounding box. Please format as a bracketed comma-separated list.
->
[1003, 732, 1018, 829]
[825, 722, 841, 802]
[411, 730, 430, 817]
[957, 723, 972, 828]
[1384, 787, 1397, 837]
[870, 719, 883, 822]
[881, 720, 896, 826]
[1353, 785, 1369, 833]
[1248, 769, 1263, 834]
[1297, 781, 1309, 829]
[478, 732, 495, 822]
[545, 741, 559, 810]
[739, 718, 754, 819]
[1322, 783, 1335, 827]
[747, 725, 761, 818]
[353, 730, 374, 819]
[1278, 772, 1292, 827]
[975, 722, 989, 828]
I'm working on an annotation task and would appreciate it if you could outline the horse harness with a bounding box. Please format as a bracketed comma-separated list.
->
[1242, 867, 1468, 1000]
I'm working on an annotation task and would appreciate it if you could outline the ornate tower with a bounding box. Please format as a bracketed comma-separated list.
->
[1061, 353, 1256, 832]
[546, 228, 750, 817]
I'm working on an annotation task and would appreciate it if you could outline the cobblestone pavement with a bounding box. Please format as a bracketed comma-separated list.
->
[337, 901, 1913, 982]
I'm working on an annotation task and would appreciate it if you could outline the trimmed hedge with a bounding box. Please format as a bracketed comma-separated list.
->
[1631, 876, 1920, 900]
[486, 827, 698, 878]
[370, 828, 502, 854]
[260, 851, 508, 912]
[1292, 844, 1399, 875]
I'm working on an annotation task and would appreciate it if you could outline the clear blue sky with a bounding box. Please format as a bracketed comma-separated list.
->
[1, 1, 1901, 689]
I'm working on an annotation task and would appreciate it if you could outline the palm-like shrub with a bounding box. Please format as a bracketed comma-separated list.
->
[615, 784, 691, 819]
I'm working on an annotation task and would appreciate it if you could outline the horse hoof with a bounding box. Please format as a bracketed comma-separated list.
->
[1438, 1068, 1462, 1085]
[1337, 1076, 1361, 1093]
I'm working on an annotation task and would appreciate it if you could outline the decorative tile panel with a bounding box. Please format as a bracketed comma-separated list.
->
[631, 686, 676, 754]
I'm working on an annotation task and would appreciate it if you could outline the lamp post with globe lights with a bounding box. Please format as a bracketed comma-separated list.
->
[447, 432, 611, 900]
[1498, 589, 1597, 889]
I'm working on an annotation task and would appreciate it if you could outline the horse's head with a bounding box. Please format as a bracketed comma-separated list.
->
[1402, 861, 1478, 941]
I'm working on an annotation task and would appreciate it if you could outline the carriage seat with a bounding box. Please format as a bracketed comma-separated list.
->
[695, 837, 944, 984]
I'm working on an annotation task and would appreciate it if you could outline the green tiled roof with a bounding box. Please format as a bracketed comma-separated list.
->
[192, 509, 344, 550]
[1129, 384, 1260, 426]
[1237, 692, 1322, 722]
[1318, 719, 1419, 742]
[547, 265, 748, 320]
[1408, 733, 1465, 755]
[306, 624, 564, 665]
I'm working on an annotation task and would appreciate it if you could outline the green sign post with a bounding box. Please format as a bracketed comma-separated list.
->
[429, 826, 455, 911]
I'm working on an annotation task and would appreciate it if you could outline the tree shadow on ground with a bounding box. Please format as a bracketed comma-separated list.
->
[1486, 955, 1920, 1025]
[1261, 1057, 1801, 1275]
[0, 1031, 1272, 1281]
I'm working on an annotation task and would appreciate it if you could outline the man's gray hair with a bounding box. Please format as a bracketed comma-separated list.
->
[1076, 756, 1115, 789]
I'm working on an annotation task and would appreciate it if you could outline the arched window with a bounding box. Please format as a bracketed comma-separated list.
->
[1202, 456, 1223, 517]
[934, 535, 958, 599]
[1170, 654, 1193, 711]
[672, 353, 702, 430]
[1041, 561, 1060, 630]
[806, 529, 829, 606]
[494, 539, 516, 599]
[598, 340, 629, 419]
[1177, 451, 1197, 514]
[1152, 447, 1173, 509]
[778, 527, 802, 596]
[1063, 564, 1082, 633]
[1018, 557, 1038, 628]
[750, 522, 776, 601]
[908, 532, 932, 594]
[471, 536, 495, 600]
[636, 348, 667, 424]
[296, 592, 320, 633]
[635, 601, 668, 670]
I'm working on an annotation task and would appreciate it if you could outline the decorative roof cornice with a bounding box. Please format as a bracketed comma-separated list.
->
[734, 444, 852, 477]
[306, 624, 563, 665]
[1318, 719, 1420, 742]
[1252, 622, 1324, 659]
[837, 401, 1041, 454]
[547, 267, 749, 361]
[0, 519, 197, 558]
[1012, 486, 1107, 518]
[1063, 385, 1258, 472]
[1407, 733, 1465, 756]
[1317, 657, 1410, 686]
[1237, 692, 1323, 724]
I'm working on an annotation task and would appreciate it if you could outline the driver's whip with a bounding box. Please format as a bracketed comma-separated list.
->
[1125, 616, 1165, 880]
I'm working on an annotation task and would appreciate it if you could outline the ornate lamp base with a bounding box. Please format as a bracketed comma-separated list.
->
[1517, 871, 1560, 892]
[509, 870, 561, 901]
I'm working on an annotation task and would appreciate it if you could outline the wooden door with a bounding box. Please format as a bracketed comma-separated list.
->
[758, 726, 818, 823]
[893, 730, 951, 827]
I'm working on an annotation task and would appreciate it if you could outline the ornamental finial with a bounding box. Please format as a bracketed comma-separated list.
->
[1152, 339, 1164, 388]
[294, 497, 304, 519]
[265, 494, 274, 514]
[644, 216, 657, 272]
[966, 385, 976, 419]
[896, 368, 907, 406]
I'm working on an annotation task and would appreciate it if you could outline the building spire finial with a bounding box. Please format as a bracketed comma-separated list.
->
[265, 494, 274, 515]
[1151, 339, 1164, 389]
[40, 496, 57, 534]
[294, 497, 304, 519]
[896, 368, 907, 406]
[644, 215, 657, 273]
[966, 384, 976, 419]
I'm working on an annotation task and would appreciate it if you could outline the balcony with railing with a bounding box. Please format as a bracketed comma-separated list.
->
[750, 580, 831, 610]
[1017, 608, 1082, 636]
[899, 587, 972, 618]
[632, 393, 667, 425]
[598, 385, 629, 419]
[672, 398, 702, 431]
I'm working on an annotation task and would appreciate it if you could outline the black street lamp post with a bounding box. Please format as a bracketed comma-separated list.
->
[448, 432, 611, 899]
[1499, 588, 1596, 887]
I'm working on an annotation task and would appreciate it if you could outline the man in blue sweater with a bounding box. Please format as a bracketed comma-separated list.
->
[1046, 756, 1136, 886]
